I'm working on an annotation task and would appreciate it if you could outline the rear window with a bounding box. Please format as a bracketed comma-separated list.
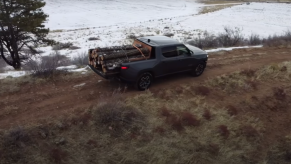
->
[161, 46, 177, 58]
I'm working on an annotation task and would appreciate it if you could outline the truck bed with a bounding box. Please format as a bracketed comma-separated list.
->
[88, 39, 153, 76]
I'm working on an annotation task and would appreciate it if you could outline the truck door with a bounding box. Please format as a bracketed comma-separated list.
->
[154, 46, 180, 76]
[176, 45, 197, 71]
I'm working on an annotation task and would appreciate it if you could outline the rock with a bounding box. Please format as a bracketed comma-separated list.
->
[55, 137, 66, 145]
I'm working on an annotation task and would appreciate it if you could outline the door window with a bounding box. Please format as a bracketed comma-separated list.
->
[176, 46, 190, 56]
[162, 46, 177, 58]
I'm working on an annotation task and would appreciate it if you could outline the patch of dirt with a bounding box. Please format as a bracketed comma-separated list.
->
[0, 46, 291, 130]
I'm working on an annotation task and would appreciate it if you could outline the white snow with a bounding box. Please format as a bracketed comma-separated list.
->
[73, 83, 86, 88]
[0, 71, 27, 79]
[1, 1, 291, 79]
[205, 45, 263, 53]
[39, 1, 291, 57]
[43, 0, 201, 30]
[56, 65, 78, 70]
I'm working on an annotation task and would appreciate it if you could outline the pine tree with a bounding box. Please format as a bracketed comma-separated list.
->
[0, 0, 53, 69]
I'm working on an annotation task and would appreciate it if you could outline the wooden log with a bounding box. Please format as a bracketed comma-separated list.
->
[129, 57, 148, 62]
[102, 65, 107, 73]
[101, 48, 149, 61]
[95, 44, 142, 52]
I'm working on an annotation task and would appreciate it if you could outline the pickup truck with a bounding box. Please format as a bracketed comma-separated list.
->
[88, 36, 208, 91]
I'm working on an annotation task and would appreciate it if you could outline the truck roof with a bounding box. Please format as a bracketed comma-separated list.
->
[137, 36, 181, 47]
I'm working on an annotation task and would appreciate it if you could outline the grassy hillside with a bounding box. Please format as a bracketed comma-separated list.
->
[1, 60, 291, 164]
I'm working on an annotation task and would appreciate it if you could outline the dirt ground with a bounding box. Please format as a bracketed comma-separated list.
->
[0, 46, 291, 130]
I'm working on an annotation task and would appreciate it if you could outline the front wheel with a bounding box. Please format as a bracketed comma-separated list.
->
[135, 72, 153, 91]
[191, 62, 206, 77]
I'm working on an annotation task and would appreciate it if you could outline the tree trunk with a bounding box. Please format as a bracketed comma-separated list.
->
[0, 42, 13, 66]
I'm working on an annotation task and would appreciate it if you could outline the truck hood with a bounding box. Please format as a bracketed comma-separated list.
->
[185, 44, 207, 55]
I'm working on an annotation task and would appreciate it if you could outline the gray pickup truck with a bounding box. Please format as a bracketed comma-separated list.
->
[88, 36, 208, 91]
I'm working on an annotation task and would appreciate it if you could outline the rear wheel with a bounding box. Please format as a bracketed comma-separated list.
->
[191, 62, 206, 77]
[135, 72, 153, 91]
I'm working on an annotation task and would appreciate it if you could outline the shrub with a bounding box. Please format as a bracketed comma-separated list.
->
[160, 106, 171, 117]
[263, 30, 291, 47]
[239, 125, 260, 141]
[267, 135, 291, 164]
[187, 31, 218, 49]
[248, 34, 262, 45]
[126, 34, 137, 40]
[69, 46, 81, 50]
[227, 105, 238, 116]
[218, 125, 230, 139]
[71, 52, 88, 67]
[88, 37, 100, 41]
[49, 148, 68, 163]
[240, 69, 256, 77]
[3, 127, 30, 148]
[194, 86, 211, 96]
[273, 87, 286, 101]
[52, 42, 73, 50]
[163, 33, 174, 37]
[216, 26, 244, 47]
[94, 102, 145, 136]
[203, 109, 212, 120]
[24, 51, 70, 77]
[181, 111, 200, 126]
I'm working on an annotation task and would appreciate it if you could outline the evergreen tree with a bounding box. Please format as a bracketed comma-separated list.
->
[0, 0, 53, 69]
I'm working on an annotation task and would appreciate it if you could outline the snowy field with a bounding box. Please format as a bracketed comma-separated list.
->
[43, 0, 202, 30]
[1, 0, 291, 78]
[40, 0, 291, 57]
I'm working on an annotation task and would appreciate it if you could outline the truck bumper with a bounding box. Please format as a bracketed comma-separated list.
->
[88, 64, 118, 79]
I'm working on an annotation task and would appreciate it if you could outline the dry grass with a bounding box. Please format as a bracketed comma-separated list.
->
[197, 0, 242, 4]
[198, 0, 291, 3]
[267, 134, 291, 164]
[0, 76, 33, 95]
[0, 90, 264, 164]
[198, 4, 238, 14]
[1, 61, 291, 163]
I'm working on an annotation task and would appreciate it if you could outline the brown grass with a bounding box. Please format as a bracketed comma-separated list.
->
[273, 87, 287, 101]
[181, 111, 200, 126]
[49, 148, 68, 163]
[1, 61, 291, 164]
[194, 85, 211, 96]
[227, 105, 238, 116]
[203, 109, 212, 120]
[198, 4, 238, 14]
[218, 125, 230, 139]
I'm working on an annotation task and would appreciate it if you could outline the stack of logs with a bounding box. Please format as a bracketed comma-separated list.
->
[89, 44, 150, 73]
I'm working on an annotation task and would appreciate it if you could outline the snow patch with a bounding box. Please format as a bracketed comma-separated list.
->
[73, 83, 86, 88]
[0, 71, 27, 79]
[206, 45, 263, 53]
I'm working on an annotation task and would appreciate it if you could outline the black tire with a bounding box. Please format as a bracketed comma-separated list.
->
[135, 72, 153, 91]
[191, 62, 206, 77]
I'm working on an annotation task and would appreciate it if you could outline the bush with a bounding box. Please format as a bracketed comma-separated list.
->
[93, 102, 145, 136]
[71, 52, 88, 67]
[88, 37, 100, 41]
[24, 51, 70, 77]
[248, 34, 262, 45]
[52, 42, 73, 50]
[69, 46, 81, 50]
[263, 30, 291, 47]
[126, 34, 137, 40]
[216, 26, 244, 47]
[163, 33, 174, 37]
[187, 31, 218, 49]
